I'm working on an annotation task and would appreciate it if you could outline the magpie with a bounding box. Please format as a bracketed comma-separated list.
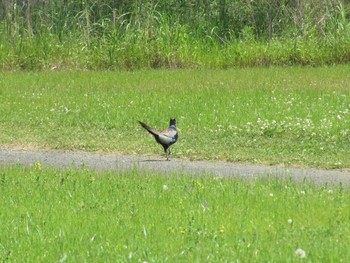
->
[138, 118, 178, 160]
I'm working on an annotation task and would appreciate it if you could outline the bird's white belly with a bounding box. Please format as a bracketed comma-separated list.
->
[158, 134, 175, 144]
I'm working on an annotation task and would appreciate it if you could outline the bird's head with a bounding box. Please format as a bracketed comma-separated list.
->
[169, 117, 176, 128]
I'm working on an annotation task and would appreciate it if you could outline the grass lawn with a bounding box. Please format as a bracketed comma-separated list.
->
[0, 66, 349, 168]
[1, 165, 350, 262]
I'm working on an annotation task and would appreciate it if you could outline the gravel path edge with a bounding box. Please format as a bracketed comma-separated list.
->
[1, 147, 350, 185]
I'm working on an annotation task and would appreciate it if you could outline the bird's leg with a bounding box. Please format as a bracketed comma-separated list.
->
[164, 148, 169, 161]
[166, 149, 171, 161]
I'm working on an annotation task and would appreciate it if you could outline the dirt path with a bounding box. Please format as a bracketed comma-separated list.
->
[1, 147, 350, 185]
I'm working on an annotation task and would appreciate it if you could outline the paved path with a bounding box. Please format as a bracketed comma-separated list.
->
[1, 148, 350, 185]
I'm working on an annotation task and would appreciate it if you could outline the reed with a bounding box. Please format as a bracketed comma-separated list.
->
[0, 0, 350, 70]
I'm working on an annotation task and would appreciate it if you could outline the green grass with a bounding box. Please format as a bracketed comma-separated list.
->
[0, 67, 350, 168]
[1, 29, 350, 70]
[0, 66, 350, 168]
[0, 165, 349, 261]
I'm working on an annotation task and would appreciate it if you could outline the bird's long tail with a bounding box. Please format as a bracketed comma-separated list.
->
[138, 121, 160, 137]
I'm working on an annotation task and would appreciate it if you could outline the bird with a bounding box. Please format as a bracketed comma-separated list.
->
[138, 118, 178, 160]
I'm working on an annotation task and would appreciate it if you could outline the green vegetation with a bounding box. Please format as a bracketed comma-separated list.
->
[1, 2, 349, 261]
[1, 165, 349, 261]
[1, 0, 350, 70]
[0, 67, 349, 168]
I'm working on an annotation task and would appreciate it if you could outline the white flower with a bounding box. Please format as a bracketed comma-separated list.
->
[295, 248, 306, 258]
[162, 185, 168, 191]
[288, 218, 293, 224]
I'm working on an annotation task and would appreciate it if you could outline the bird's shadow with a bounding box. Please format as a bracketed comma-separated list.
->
[140, 159, 170, 162]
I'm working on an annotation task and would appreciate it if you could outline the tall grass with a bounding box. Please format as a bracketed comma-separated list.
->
[0, 0, 350, 70]
[1, 165, 350, 261]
